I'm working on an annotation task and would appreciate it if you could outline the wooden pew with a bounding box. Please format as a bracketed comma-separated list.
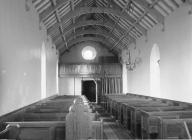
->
[0, 95, 77, 140]
[118, 101, 192, 138]
[113, 100, 168, 135]
[15, 96, 75, 122]
[25, 108, 69, 113]
[3, 119, 103, 140]
[104, 94, 165, 122]
[5, 121, 66, 140]
[15, 112, 68, 121]
[101, 93, 192, 139]
[129, 103, 192, 138]
[114, 99, 162, 120]
[161, 118, 192, 139]
[103, 93, 192, 112]
[1, 95, 102, 140]
[0, 95, 61, 131]
[119, 100, 170, 131]
[103, 94, 157, 116]
[66, 97, 103, 140]
[139, 110, 192, 139]
[25, 100, 74, 113]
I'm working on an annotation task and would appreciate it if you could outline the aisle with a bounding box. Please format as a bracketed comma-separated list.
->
[94, 105, 133, 139]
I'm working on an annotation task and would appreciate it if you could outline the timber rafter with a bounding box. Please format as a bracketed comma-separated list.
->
[55, 28, 123, 48]
[50, 0, 68, 49]
[46, 6, 147, 36]
[111, 0, 163, 50]
[31, 0, 184, 56]
[53, 19, 135, 48]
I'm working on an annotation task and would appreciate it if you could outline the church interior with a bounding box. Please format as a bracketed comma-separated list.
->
[1, 0, 192, 139]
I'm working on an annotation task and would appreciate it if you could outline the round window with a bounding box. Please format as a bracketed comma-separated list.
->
[82, 46, 97, 60]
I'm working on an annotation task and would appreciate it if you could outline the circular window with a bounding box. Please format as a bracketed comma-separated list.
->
[82, 46, 97, 60]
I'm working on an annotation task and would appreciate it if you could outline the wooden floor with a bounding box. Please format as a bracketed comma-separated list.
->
[95, 105, 133, 140]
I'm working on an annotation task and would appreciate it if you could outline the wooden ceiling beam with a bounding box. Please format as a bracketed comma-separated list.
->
[40, 0, 87, 21]
[51, 0, 56, 5]
[46, 6, 147, 36]
[70, 0, 75, 41]
[40, 0, 69, 21]
[52, 19, 135, 47]
[53, 19, 135, 44]
[111, 0, 162, 51]
[133, 0, 164, 24]
[51, 0, 68, 50]
[161, 0, 174, 12]
[56, 28, 116, 44]
[106, 0, 131, 41]
[56, 28, 124, 49]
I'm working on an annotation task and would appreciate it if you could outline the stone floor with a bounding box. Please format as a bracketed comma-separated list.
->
[94, 105, 133, 140]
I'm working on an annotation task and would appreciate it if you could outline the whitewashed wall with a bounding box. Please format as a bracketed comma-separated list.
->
[127, 5, 192, 102]
[0, 0, 58, 115]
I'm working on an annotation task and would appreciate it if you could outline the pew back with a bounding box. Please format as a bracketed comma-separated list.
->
[102, 93, 192, 139]
[65, 96, 103, 140]
[5, 121, 65, 140]
[161, 119, 192, 139]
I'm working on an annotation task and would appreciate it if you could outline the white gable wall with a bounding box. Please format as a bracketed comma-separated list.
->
[127, 4, 192, 102]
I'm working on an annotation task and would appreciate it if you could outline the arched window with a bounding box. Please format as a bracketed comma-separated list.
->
[150, 44, 160, 97]
[41, 42, 46, 99]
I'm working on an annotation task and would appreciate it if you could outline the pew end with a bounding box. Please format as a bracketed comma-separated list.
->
[162, 119, 192, 139]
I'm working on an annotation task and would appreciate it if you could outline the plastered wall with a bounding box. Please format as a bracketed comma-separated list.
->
[60, 42, 115, 64]
[59, 77, 82, 95]
[46, 42, 58, 97]
[0, 0, 58, 115]
[59, 77, 99, 96]
[127, 4, 192, 102]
